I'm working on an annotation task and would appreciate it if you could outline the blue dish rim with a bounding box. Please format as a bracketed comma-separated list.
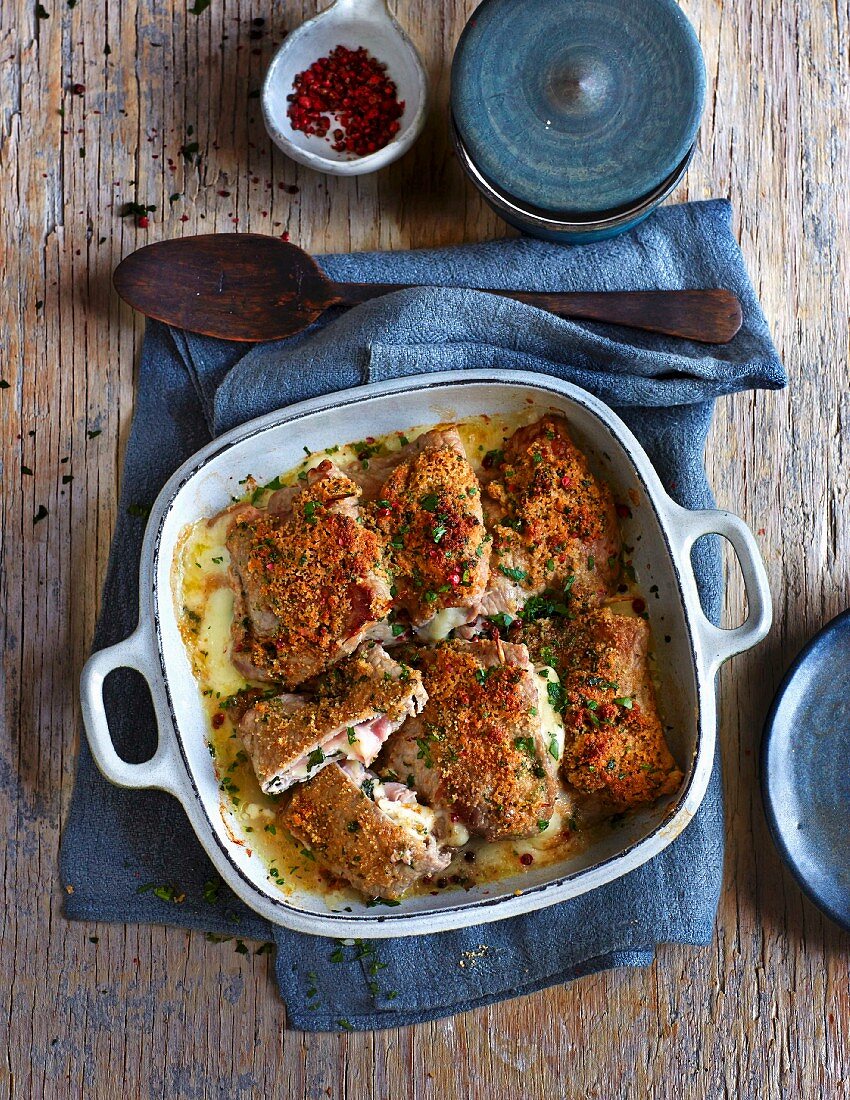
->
[760, 607, 850, 932]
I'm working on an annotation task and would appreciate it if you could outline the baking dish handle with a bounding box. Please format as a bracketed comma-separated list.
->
[668, 505, 772, 675]
[80, 627, 183, 796]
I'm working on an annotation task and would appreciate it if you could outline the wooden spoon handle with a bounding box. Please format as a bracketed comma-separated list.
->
[500, 288, 743, 343]
[328, 284, 743, 344]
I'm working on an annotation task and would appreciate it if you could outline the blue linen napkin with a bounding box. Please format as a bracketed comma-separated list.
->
[61, 199, 785, 1031]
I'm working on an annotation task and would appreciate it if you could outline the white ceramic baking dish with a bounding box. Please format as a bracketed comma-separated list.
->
[80, 371, 771, 938]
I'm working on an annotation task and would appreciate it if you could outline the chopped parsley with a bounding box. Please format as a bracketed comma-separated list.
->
[137, 882, 185, 904]
[202, 878, 221, 904]
[547, 680, 566, 712]
[415, 728, 442, 768]
[120, 200, 156, 219]
[586, 675, 618, 690]
[420, 493, 439, 512]
[306, 747, 325, 770]
[499, 564, 529, 583]
[354, 440, 383, 461]
[519, 593, 568, 621]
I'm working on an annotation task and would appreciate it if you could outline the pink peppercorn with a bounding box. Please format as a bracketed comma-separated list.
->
[286, 45, 404, 158]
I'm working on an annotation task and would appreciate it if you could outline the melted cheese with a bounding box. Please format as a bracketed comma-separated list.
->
[413, 606, 472, 643]
[377, 796, 438, 838]
[198, 586, 246, 698]
[435, 814, 470, 848]
[534, 665, 565, 762]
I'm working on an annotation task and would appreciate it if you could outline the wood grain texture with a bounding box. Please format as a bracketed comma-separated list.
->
[1, 0, 848, 1096]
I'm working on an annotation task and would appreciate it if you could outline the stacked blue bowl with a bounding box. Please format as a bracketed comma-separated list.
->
[451, 0, 706, 243]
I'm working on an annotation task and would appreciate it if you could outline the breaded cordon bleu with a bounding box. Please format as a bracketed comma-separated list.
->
[279, 760, 450, 899]
[527, 608, 683, 810]
[224, 459, 391, 688]
[379, 639, 559, 841]
[369, 427, 491, 642]
[238, 643, 426, 794]
[478, 415, 621, 619]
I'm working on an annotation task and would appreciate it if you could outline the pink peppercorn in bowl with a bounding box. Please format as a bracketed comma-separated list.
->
[262, 0, 429, 176]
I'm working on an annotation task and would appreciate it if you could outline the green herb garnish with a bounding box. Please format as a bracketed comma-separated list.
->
[499, 564, 529, 583]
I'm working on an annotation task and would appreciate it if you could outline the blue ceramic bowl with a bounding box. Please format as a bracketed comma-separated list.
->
[451, 117, 695, 244]
[451, 0, 705, 242]
[761, 610, 850, 931]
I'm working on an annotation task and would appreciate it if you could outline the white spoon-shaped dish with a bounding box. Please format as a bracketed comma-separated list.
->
[262, 0, 428, 176]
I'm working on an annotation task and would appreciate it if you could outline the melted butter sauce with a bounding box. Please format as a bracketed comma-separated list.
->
[173, 411, 646, 910]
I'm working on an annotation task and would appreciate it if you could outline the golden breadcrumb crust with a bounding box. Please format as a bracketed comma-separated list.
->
[280, 764, 438, 899]
[371, 442, 489, 624]
[486, 415, 620, 605]
[395, 641, 556, 839]
[240, 653, 425, 783]
[557, 609, 683, 808]
[228, 468, 388, 686]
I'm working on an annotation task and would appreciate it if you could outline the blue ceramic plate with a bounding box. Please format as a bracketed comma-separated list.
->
[761, 610, 850, 930]
[451, 0, 705, 215]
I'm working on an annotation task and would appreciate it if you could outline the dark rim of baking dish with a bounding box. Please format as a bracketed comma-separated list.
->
[151, 375, 705, 927]
[450, 114, 695, 232]
[760, 608, 850, 933]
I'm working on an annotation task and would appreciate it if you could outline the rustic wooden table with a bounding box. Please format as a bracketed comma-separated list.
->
[2, 0, 848, 1096]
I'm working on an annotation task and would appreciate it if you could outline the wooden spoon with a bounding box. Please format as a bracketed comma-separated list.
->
[113, 234, 743, 344]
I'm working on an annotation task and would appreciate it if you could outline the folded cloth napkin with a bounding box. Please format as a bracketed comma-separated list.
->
[61, 199, 785, 1031]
